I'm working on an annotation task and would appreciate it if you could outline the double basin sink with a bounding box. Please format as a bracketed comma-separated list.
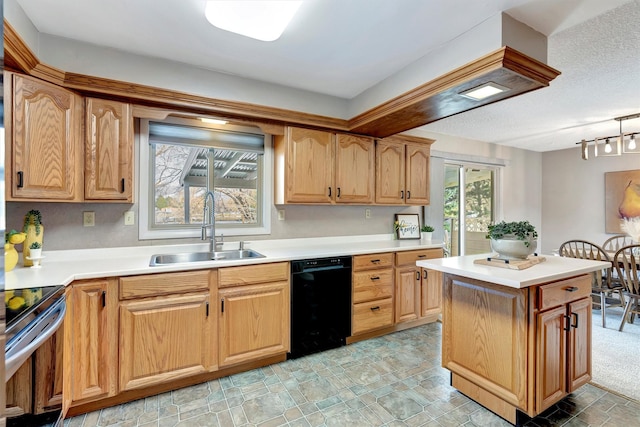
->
[149, 249, 265, 266]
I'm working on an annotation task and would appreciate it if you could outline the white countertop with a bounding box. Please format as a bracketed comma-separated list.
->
[417, 253, 610, 288]
[7, 235, 444, 290]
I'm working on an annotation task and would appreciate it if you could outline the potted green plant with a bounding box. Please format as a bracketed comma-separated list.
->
[486, 220, 538, 259]
[421, 225, 434, 241]
[29, 241, 42, 259]
[23, 209, 44, 266]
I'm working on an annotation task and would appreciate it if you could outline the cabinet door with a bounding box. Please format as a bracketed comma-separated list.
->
[69, 279, 118, 403]
[85, 98, 133, 201]
[285, 127, 334, 203]
[119, 293, 213, 391]
[34, 324, 64, 414]
[219, 282, 289, 367]
[405, 143, 430, 205]
[11, 74, 82, 201]
[5, 359, 31, 417]
[395, 266, 420, 323]
[536, 305, 567, 412]
[375, 140, 405, 204]
[335, 134, 375, 204]
[567, 297, 591, 392]
[421, 269, 442, 318]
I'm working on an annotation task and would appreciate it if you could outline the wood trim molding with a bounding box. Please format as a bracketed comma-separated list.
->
[4, 18, 560, 139]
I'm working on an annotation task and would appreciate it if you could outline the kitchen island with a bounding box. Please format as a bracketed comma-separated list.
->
[417, 254, 610, 426]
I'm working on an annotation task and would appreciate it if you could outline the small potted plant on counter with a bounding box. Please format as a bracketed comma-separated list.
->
[486, 220, 538, 259]
[23, 209, 44, 267]
[421, 225, 434, 241]
[29, 241, 42, 259]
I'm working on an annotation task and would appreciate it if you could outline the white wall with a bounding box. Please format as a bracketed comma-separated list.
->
[541, 146, 638, 253]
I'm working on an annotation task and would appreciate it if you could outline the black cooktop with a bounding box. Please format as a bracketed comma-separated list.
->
[5, 286, 64, 333]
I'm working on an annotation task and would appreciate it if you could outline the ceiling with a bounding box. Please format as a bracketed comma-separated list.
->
[14, 0, 640, 152]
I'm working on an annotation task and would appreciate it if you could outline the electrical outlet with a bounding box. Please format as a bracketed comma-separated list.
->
[83, 211, 95, 227]
[278, 209, 285, 220]
[124, 211, 135, 226]
[365, 208, 371, 219]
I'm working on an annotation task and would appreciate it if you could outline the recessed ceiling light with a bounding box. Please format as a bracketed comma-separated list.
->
[200, 118, 228, 125]
[459, 82, 510, 101]
[205, 1, 302, 42]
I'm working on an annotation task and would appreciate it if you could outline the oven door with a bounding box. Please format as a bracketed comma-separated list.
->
[5, 294, 66, 382]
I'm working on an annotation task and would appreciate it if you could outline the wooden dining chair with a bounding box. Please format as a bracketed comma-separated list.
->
[603, 234, 635, 253]
[558, 239, 624, 327]
[613, 244, 640, 332]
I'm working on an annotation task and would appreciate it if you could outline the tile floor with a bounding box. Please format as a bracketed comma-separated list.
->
[64, 322, 639, 427]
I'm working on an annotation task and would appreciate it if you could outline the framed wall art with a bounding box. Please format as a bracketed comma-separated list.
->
[605, 169, 640, 233]
[394, 213, 420, 240]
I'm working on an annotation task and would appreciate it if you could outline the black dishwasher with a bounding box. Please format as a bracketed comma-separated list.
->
[289, 256, 352, 359]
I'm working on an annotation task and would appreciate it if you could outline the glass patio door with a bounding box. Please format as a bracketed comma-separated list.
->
[443, 164, 495, 256]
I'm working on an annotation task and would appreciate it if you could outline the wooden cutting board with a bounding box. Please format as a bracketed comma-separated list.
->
[473, 255, 546, 270]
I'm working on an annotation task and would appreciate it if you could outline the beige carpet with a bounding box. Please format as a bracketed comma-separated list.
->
[591, 306, 640, 402]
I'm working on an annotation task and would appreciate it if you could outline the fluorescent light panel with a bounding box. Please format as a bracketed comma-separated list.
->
[205, 1, 302, 42]
[200, 118, 228, 125]
[459, 82, 510, 101]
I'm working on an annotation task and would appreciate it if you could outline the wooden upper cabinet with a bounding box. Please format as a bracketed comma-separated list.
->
[8, 73, 83, 201]
[274, 126, 375, 204]
[334, 134, 375, 204]
[275, 126, 334, 203]
[85, 98, 133, 202]
[405, 143, 430, 205]
[375, 140, 405, 204]
[375, 137, 432, 205]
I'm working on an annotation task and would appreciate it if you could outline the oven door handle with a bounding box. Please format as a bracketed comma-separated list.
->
[5, 295, 66, 382]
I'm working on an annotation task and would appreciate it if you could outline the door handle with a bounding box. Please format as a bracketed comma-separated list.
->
[564, 314, 571, 331]
[121, 178, 126, 193]
[565, 286, 578, 292]
[370, 276, 380, 281]
[370, 306, 380, 311]
[328, 187, 332, 197]
[370, 259, 380, 264]
[17, 171, 24, 188]
[337, 187, 341, 198]
[571, 312, 579, 329]
[416, 271, 420, 281]
[407, 190, 411, 199]
[423, 270, 427, 280]
[400, 190, 404, 199]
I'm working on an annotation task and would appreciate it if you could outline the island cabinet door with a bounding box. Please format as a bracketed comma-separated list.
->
[535, 305, 567, 412]
[119, 292, 212, 391]
[395, 266, 420, 323]
[567, 297, 592, 392]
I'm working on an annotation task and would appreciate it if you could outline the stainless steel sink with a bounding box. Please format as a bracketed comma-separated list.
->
[149, 249, 265, 266]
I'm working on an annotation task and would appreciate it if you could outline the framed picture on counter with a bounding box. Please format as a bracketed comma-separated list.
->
[394, 213, 420, 240]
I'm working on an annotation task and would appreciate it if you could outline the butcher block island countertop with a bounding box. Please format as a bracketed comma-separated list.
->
[417, 254, 610, 426]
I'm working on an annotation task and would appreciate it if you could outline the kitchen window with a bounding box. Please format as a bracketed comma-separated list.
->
[138, 118, 272, 239]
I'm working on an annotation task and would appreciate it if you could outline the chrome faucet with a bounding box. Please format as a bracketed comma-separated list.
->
[202, 191, 222, 253]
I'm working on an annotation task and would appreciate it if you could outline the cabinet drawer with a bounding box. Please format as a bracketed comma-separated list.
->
[120, 270, 210, 300]
[219, 262, 289, 288]
[353, 269, 393, 303]
[352, 298, 394, 335]
[353, 253, 394, 271]
[538, 275, 591, 310]
[395, 248, 443, 266]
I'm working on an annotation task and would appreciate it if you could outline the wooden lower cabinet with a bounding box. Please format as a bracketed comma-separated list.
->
[351, 253, 395, 335]
[218, 281, 290, 367]
[443, 273, 592, 423]
[67, 279, 118, 404]
[34, 324, 64, 414]
[119, 292, 213, 391]
[395, 249, 444, 324]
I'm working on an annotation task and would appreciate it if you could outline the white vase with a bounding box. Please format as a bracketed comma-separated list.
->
[421, 232, 433, 241]
[29, 248, 42, 259]
[490, 236, 537, 260]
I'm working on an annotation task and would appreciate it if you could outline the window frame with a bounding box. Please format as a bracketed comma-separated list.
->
[138, 118, 272, 240]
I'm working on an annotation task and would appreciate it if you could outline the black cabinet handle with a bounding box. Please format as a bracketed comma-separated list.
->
[370, 276, 380, 281]
[565, 286, 578, 292]
[564, 315, 571, 331]
[400, 190, 404, 199]
[571, 312, 579, 329]
[337, 187, 341, 198]
[418, 254, 426, 258]
[407, 190, 411, 200]
[423, 270, 427, 280]
[370, 259, 380, 264]
[416, 271, 420, 281]
[102, 291, 106, 308]
[221, 299, 225, 313]
[121, 178, 126, 193]
[370, 306, 380, 311]
[17, 171, 24, 188]
[328, 187, 332, 197]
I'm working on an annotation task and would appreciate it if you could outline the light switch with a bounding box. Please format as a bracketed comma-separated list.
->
[124, 211, 135, 225]
[365, 209, 371, 219]
[83, 211, 95, 227]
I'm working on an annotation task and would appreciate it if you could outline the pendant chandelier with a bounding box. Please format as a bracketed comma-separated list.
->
[579, 113, 640, 160]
